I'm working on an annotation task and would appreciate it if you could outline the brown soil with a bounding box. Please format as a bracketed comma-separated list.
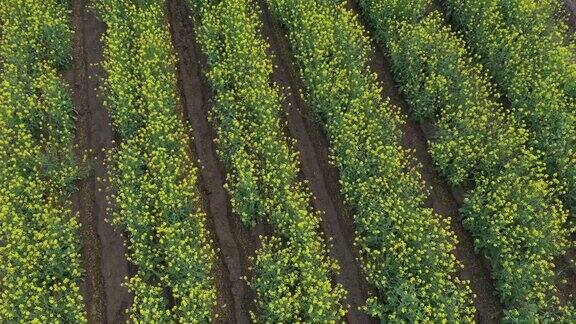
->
[557, 252, 576, 305]
[166, 1, 265, 322]
[557, 231, 576, 305]
[566, 0, 576, 22]
[67, 1, 132, 322]
[566, 236, 576, 274]
[562, 0, 576, 36]
[257, 2, 375, 323]
[349, 2, 503, 322]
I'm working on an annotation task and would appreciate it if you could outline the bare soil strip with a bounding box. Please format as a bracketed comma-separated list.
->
[69, 1, 105, 322]
[566, 0, 576, 18]
[557, 253, 576, 305]
[166, 1, 266, 322]
[68, 1, 132, 322]
[348, 2, 503, 322]
[563, 0, 576, 34]
[256, 2, 376, 322]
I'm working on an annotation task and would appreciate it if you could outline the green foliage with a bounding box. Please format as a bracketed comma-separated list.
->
[495, 0, 576, 99]
[0, 0, 85, 322]
[251, 236, 344, 322]
[97, 0, 217, 321]
[126, 275, 172, 323]
[444, 0, 576, 216]
[188, 0, 347, 321]
[463, 152, 572, 322]
[358, 0, 574, 320]
[266, 0, 476, 321]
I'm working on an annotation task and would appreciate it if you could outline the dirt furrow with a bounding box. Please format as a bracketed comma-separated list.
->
[166, 1, 263, 323]
[563, 0, 576, 33]
[256, 2, 375, 323]
[68, 1, 131, 322]
[566, 0, 576, 18]
[557, 254, 576, 305]
[349, 2, 503, 322]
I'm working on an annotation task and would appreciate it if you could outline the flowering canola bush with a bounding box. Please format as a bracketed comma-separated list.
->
[0, 0, 86, 322]
[97, 0, 216, 321]
[266, 0, 476, 321]
[358, 0, 575, 320]
[493, 0, 576, 99]
[187, 0, 347, 321]
[444, 0, 576, 218]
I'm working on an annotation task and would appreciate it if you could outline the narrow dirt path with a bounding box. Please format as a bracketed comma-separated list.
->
[564, 0, 576, 32]
[557, 254, 576, 305]
[566, 0, 576, 18]
[166, 1, 263, 322]
[257, 2, 374, 322]
[349, 2, 503, 322]
[69, 1, 105, 321]
[68, 1, 131, 322]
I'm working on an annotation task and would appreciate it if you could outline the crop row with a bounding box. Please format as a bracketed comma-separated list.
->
[97, 0, 216, 321]
[358, 0, 574, 321]
[0, 0, 85, 322]
[266, 0, 476, 321]
[186, 0, 347, 321]
[492, 0, 576, 98]
[444, 0, 576, 216]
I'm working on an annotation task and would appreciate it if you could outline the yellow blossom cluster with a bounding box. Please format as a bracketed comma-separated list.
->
[0, 0, 85, 322]
[445, 0, 576, 217]
[187, 0, 347, 321]
[266, 0, 476, 321]
[359, 0, 575, 320]
[492, 0, 576, 98]
[97, 0, 216, 321]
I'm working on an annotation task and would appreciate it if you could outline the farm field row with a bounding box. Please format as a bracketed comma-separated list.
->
[266, 0, 475, 321]
[0, 1, 85, 321]
[1, 0, 574, 322]
[445, 0, 576, 215]
[359, 0, 573, 321]
[97, 0, 217, 321]
[188, 0, 347, 321]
